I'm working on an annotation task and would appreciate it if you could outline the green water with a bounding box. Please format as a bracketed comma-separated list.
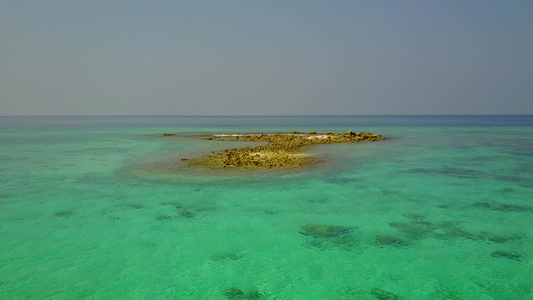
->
[0, 117, 531, 299]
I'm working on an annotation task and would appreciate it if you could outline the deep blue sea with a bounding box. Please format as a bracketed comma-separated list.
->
[0, 115, 531, 299]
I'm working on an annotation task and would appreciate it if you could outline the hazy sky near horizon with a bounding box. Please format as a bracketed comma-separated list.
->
[1, 1, 532, 116]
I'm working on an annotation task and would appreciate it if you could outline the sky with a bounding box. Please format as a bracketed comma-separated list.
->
[1, 0, 532, 116]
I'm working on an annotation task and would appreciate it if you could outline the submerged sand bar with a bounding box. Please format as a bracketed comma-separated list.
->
[185, 130, 385, 169]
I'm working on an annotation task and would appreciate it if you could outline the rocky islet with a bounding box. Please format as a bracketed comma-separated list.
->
[176, 130, 386, 169]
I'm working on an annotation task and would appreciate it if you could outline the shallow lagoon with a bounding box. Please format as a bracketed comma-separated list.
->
[0, 116, 531, 299]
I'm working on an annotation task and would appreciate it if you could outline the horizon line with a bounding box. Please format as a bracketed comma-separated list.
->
[1, 113, 532, 118]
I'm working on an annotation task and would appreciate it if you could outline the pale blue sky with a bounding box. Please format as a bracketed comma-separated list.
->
[1, 1, 532, 115]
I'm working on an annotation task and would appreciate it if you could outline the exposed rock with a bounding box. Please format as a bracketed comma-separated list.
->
[163, 133, 175, 136]
[192, 131, 386, 169]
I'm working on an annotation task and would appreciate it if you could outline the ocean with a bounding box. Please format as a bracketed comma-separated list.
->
[0, 115, 531, 299]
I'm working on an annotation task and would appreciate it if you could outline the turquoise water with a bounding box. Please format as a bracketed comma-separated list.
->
[0, 116, 531, 299]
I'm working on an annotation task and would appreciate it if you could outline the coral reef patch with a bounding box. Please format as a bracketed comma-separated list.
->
[299, 224, 357, 250]
[54, 211, 75, 218]
[370, 287, 401, 300]
[490, 250, 522, 260]
[223, 287, 264, 299]
[188, 131, 385, 169]
[375, 234, 411, 247]
[473, 202, 533, 213]
[299, 224, 354, 238]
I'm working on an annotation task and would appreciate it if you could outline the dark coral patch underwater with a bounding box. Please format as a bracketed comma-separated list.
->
[473, 202, 533, 212]
[379, 213, 526, 252]
[299, 224, 358, 250]
[128, 204, 145, 209]
[406, 167, 485, 179]
[490, 250, 522, 260]
[54, 211, 75, 217]
[370, 287, 401, 300]
[375, 234, 411, 247]
[155, 214, 171, 221]
[299, 224, 354, 238]
[223, 287, 264, 299]
[211, 251, 245, 261]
